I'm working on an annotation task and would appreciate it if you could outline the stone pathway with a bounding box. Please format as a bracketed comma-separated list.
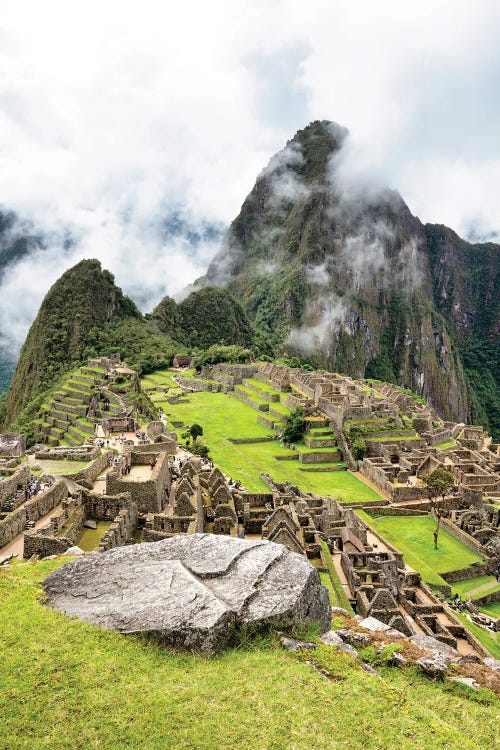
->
[0, 503, 63, 558]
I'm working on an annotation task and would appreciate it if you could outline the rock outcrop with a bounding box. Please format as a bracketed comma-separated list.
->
[43, 533, 331, 654]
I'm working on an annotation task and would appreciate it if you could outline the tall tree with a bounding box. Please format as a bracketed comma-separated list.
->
[421, 467, 456, 549]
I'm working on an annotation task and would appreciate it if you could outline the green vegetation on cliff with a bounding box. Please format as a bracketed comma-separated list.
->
[2, 260, 180, 430]
[2, 260, 140, 426]
[152, 286, 254, 350]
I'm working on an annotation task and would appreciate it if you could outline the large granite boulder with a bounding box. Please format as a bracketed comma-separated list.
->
[43, 534, 331, 653]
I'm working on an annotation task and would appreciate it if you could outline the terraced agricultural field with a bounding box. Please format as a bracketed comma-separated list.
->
[151, 386, 383, 501]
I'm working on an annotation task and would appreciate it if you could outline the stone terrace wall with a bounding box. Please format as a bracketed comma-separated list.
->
[132, 442, 176, 455]
[0, 479, 67, 549]
[24, 498, 86, 558]
[70, 451, 113, 487]
[0, 463, 30, 508]
[359, 459, 394, 497]
[440, 563, 490, 583]
[83, 491, 134, 520]
[98, 503, 138, 552]
[23, 533, 72, 558]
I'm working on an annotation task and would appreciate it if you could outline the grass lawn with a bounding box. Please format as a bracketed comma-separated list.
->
[434, 439, 457, 450]
[452, 575, 500, 601]
[77, 521, 111, 551]
[157, 390, 383, 501]
[366, 516, 484, 586]
[479, 601, 500, 619]
[0, 560, 497, 750]
[32, 459, 90, 475]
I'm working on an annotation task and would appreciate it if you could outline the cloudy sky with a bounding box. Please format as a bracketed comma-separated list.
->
[0, 0, 499, 355]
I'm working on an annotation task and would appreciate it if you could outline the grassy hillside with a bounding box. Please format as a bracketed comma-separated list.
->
[1, 560, 497, 750]
[2, 259, 141, 426]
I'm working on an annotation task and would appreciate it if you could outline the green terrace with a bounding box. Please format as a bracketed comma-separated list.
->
[35, 365, 125, 447]
[435, 439, 457, 450]
[154, 389, 383, 502]
[359, 514, 485, 588]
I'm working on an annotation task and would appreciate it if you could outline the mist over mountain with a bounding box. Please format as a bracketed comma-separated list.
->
[202, 120, 499, 438]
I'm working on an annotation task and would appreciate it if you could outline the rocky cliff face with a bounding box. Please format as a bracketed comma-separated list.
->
[2, 259, 141, 426]
[203, 121, 499, 435]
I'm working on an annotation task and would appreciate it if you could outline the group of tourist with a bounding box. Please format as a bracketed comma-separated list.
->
[135, 430, 148, 442]
[149, 456, 158, 471]
[25, 478, 52, 500]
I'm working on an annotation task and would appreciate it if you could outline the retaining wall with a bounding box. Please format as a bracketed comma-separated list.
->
[0, 464, 30, 508]
[0, 479, 67, 550]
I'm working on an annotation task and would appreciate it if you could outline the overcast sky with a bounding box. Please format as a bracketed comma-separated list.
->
[0, 0, 499, 354]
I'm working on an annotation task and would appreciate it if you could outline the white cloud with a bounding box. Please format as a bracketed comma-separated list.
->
[0, 0, 498, 356]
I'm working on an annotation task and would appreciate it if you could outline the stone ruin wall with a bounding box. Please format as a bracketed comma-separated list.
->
[0, 479, 68, 549]
[24, 496, 86, 558]
[0, 464, 31, 508]
[35, 446, 101, 462]
[70, 451, 113, 487]
[106, 451, 170, 513]
[99, 503, 138, 552]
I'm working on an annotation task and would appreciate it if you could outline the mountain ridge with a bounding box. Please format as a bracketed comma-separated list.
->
[200, 120, 499, 438]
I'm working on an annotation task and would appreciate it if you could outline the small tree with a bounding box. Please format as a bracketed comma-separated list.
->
[189, 423, 203, 440]
[421, 467, 455, 549]
[281, 408, 306, 445]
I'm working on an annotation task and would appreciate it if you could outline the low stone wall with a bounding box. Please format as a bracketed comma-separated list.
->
[98, 502, 138, 551]
[83, 491, 133, 520]
[175, 376, 225, 393]
[132, 442, 176, 455]
[257, 415, 276, 430]
[472, 589, 500, 607]
[0, 463, 30, 508]
[427, 429, 452, 446]
[35, 446, 100, 462]
[440, 563, 490, 583]
[368, 506, 428, 516]
[23, 533, 72, 558]
[391, 485, 429, 501]
[0, 479, 67, 549]
[69, 451, 112, 487]
[299, 450, 340, 464]
[232, 388, 269, 412]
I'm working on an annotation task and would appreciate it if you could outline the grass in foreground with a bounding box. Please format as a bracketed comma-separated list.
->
[155, 389, 383, 501]
[367, 515, 484, 586]
[0, 560, 497, 750]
